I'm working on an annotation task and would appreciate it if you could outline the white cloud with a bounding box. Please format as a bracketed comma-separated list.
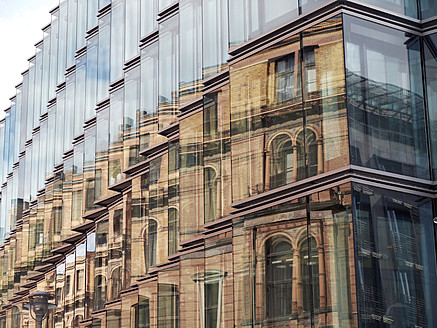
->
[0, 2, 56, 119]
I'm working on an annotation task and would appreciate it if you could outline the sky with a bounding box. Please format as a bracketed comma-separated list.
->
[0, 0, 58, 119]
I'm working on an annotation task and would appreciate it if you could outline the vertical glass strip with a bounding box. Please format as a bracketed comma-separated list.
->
[158, 15, 179, 129]
[110, 0, 126, 82]
[97, 13, 111, 102]
[179, 0, 203, 104]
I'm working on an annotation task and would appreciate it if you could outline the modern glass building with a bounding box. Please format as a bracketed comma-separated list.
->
[0, 0, 437, 327]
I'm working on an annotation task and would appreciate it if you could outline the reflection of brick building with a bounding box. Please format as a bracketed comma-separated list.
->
[0, 1, 437, 328]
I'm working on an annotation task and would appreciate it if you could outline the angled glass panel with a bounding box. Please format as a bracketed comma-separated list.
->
[344, 16, 428, 179]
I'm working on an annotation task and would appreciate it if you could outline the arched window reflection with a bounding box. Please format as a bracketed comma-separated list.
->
[296, 129, 319, 180]
[204, 167, 218, 222]
[94, 275, 107, 310]
[265, 236, 293, 321]
[144, 219, 157, 270]
[11, 306, 20, 328]
[269, 134, 293, 189]
[300, 236, 319, 313]
[111, 266, 122, 300]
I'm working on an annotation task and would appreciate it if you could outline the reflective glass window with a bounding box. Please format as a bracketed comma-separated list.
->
[111, 0, 125, 82]
[352, 183, 437, 326]
[158, 15, 179, 129]
[344, 16, 428, 179]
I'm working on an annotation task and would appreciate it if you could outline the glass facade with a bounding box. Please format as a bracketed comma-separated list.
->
[0, 1, 436, 328]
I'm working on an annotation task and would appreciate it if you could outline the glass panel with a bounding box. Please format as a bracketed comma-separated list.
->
[352, 183, 437, 327]
[96, 107, 109, 200]
[424, 33, 437, 178]
[140, 41, 163, 149]
[86, 34, 98, 120]
[230, 34, 302, 201]
[84, 125, 97, 211]
[126, 0, 140, 61]
[95, 220, 108, 310]
[47, 105, 56, 176]
[58, 1, 68, 84]
[124, 65, 141, 165]
[55, 89, 66, 165]
[38, 119, 48, 190]
[159, 0, 176, 11]
[179, 0, 202, 104]
[157, 283, 179, 328]
[111, 0, 125, 82]
[360, 0, 417, 17]
[229, 0, 298, 48]
[421, 0, 437, 18]
[88, 0, 98, 29]
[41, 27, 51, 115]
[65, 72, 76, 150]
[158, 15, 179, 129]
[75, 55, 86, 137]
[34, 45, 43, 126]
[66, 0, 78, 68]
[344, 16, 429, 179]
[87, 232, 96, 314]
[179, 111, 203, 242]
[202, 0, 228, 78]
[109, 88, 124, 186]
[141, 0, 157, 37]
[77, 0, 87, 49]
[27, 59, 35, 141]
[49, 9, 59, 100]
[97, 13, 111, 102]
[203, 91, 231, 221]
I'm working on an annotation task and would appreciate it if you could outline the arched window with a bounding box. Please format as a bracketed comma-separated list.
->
[265, 236, 293, 321]
[94, 275, 107, 310]
[296, 129, 319, 180]
[11, 306, 20, 328]
[111, 266, 122, 300]
[144, 220, 157, 270]
[204, 167, 218, 222]
[300, 236, 320, 313]
[270, 135, 293, 189]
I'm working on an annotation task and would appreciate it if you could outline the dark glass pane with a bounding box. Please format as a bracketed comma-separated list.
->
[352, 183, 437, 327]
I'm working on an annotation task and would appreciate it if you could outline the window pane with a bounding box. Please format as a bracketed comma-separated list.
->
[344, 16, 429, 179]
